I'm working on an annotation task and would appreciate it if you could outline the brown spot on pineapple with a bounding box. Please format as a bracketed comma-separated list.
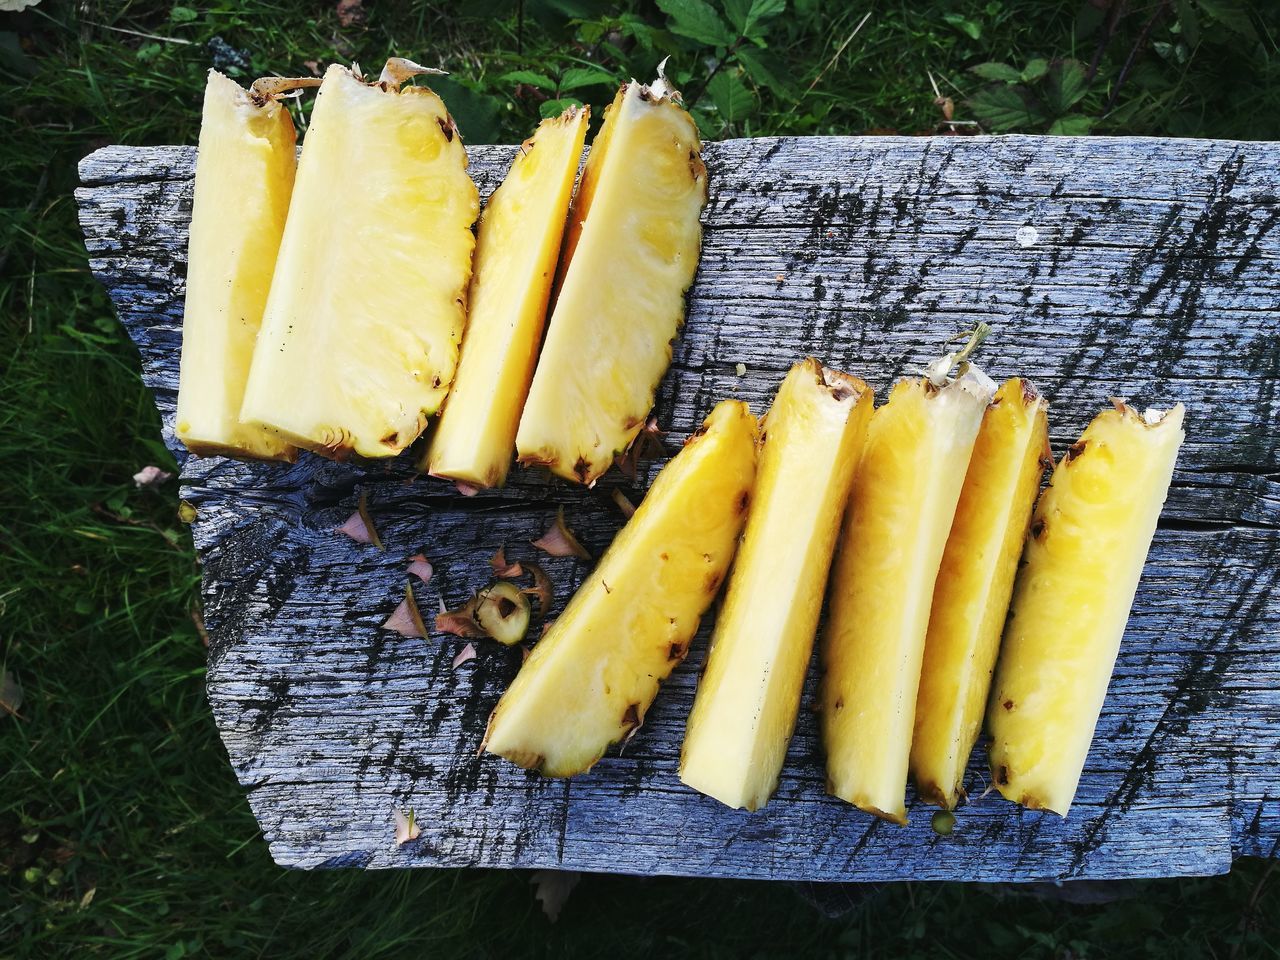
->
[833, 696, 844, 711]
[1066, 439, 1087, 462]
[1030, 518, 1046, 540]
[659, 551, 669, 561]
[668, 641, 687, 662]
[1002, 699, 1015, 711]
[1020, 378, 1041, 406]
[496, 596, 517, 618]
[622, 702, 641, 731]
[738, 490, 750, 514]
[705, 571, 722, 594]
[573, 457, 591, 483]
[995, 765, 1010, 786]
[381, 431, 399, 446]
[437, 115, 455, 141]
[432, 376, 442, 389]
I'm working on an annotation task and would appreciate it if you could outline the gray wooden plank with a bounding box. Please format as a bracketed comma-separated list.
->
[76, 134, 1279, 881]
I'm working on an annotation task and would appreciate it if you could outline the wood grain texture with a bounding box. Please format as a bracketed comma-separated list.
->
[77, 135, 1279, 880]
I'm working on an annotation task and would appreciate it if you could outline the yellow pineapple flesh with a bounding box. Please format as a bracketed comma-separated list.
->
[910, 377, 1050, 809]
[240, 61, 478, 459]
[821, 361, 995, 824]
[484, 401, 758, 777]
[175, 71, 307, 461]
[421, 107, 589, 487]
[987, 401, 1185, 816]
[680, 361, 873, 811]
[515, 75, 707, 485]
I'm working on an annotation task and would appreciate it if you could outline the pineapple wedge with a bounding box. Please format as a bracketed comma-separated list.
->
[422, 107, 590, 487]
[910, 377, 1050, 809]
[680, 361, 873, 811]
[987, 401, 1185, 816]
[240, 61, 479, 459]
[821, 343, 996, 824]
[176, 71, 316, 461]
[484, 401, 758, 776]
[515, 73, 707, 485]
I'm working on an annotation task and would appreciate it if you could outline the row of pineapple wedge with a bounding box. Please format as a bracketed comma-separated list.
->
[485, 349, 1185, 822]
[176, 59, 705, 488]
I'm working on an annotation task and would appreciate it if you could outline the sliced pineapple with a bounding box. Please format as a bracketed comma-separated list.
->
[240, 61, 478, 459]
[821, 348, 996, 824]
[484, 400, 758, 777]
[421, 107, 590, 487]
[987, 401, 1185, 816]
[910, 377, 1050, 809]
[176, 71, 315, 461]
[515, 74, 707, 485]
[680, 360, 873, 811]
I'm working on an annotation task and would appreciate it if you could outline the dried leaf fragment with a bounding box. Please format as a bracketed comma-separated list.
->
[614, 416, 667, 480]
[407, 553, 434, 584]
[490, 545, 523, 578]
[338, 491, 383, 549]
[530, 869, 581, 923]
[435, 596, 485, 638]
[522, 561, 554, 618]
[455, 481, 480, 497]
[383, 583, 428, 638]
[531, 507, 591, 560]
[610, 489, 636, 519]
[1, 669, 23, 719]
[132, 465, 172, 489]
[452, 642, 477, 669]
[393, 807, 420, 846]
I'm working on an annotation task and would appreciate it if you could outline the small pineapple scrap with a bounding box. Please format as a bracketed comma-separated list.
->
[821, 333, 996, 824]
[484, 400, 758, 777]
[987, 400, 1185, 816]
[910, 377, 1051, 809]
[515, 69, 707, 485]
[241, 60, 479, 459]
[423, 107, 590, 487]
[176, 71, 318, 461]
[680, 360, 873, 811]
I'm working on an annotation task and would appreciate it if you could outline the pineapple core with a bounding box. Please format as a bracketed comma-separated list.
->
[821, 362, 995, 824]
[175, 70, 302, 462]
[241, 62, 478, 459]
[680, 360, 873, 811]
[515, 75, 707, 485]
[422, 107, 590, 487]
[910, 377, 1050, 809]
[988, 401, 1185, 816]
[484, 400, 758, 777]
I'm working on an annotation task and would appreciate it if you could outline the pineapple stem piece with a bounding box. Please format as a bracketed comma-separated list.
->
[484, 401, 758, 777]
[910, 377, 1050, 810]
[924, 322, 992, 388]
[248, 75, 322, 103]
[680, 360, 873, 812]
[987, 401, 1185, 817]
[475, 581, 532, 646]
[377, 57, 448, 91]
[820, 358, 996, 824]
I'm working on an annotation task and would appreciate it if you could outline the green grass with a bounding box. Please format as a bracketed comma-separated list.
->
[2, 0, 1278, 956]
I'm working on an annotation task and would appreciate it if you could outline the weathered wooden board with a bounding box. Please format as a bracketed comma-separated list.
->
[78, 135, 1279, 881]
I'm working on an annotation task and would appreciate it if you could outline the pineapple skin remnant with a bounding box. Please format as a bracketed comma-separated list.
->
[484, 400, 758, 778]
[910, 377, 1051, 810]
[175, 70, 300, 462]
[680, 360, 873, 811]
[820, 365, 996, 825]
[422, 107, 590, 487]
[515, 75, 707, 485]
[240, 63, 479, 460]
[988, 401, 1186, 817]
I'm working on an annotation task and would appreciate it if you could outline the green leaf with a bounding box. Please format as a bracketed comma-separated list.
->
[968, 84, 1045, 131]
[558, 66, 615, 92]
[735, 45, 797, 98]
[540, 97, 585, 119]
[1044, 58, 1089, 114]
[1048, 114, 1093, 136]
[656, 0, 735, 47]
[943, 13, 982, 40]
[706, 69, 755, 124]
[970, 62, 1021, 83]
[170, 6, 198, 23]
[723, 0, 753, 33]
[743, 0, 786, 35]
[1196, 0, 1258, 41]
[1021, 57, 1049, 82]
[499, 70, 557, 92]
[1175, 0, 1200, 47]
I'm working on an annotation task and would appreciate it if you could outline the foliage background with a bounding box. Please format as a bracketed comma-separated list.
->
[2, 0, 1277, 956]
